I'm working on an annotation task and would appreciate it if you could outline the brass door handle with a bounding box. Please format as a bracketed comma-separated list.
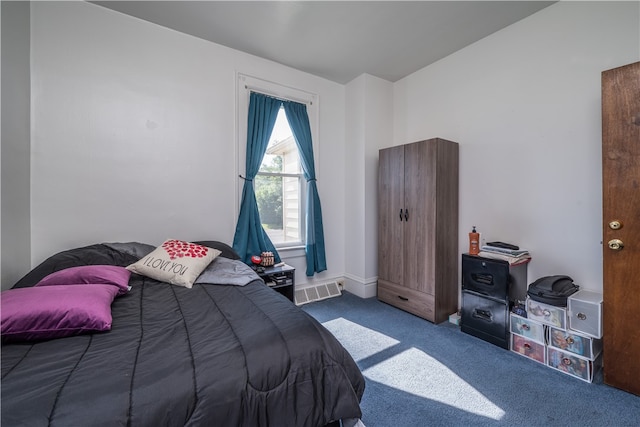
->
[608, 239, 624, 251]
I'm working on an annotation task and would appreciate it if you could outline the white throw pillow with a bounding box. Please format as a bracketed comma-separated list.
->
[126, 239, 221, 288]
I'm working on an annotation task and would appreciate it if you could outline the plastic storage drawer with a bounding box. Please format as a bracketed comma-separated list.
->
[510, 313, 545, 342]
[547, 326, 602, 360]
[526, 297, 567, 329]
[547, 347, 601, 383]
[511, 334, 546, 364]
[568, 290, 603, 338]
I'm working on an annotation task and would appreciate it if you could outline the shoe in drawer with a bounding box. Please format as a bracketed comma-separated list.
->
[511, 334, 546, 364]
[510, 313, 545, 342]
[547, 326, 602, 360]
[526, 297, 566, 329]
[547, 347, 599, 383]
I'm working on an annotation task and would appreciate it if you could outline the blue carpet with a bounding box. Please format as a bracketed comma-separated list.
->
[302, 292, 640, 426]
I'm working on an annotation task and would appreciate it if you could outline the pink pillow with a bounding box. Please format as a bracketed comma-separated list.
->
[36, 265, 131, 295]
[1, 285, 119, 342]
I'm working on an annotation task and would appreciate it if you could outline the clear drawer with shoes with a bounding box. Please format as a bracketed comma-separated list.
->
[511, 334, 546, 364]
[510, 313, 545, 343]
[547, 326, 602, 360]
[526, 297, 567, 330]
[547, 347, 601, 383]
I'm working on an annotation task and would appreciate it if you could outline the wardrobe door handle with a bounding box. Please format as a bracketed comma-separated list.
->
[404, 209, 409, 221]
[399, 209, 403, 221]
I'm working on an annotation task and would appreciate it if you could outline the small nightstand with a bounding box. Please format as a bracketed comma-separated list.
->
[257, 264, 295, 302]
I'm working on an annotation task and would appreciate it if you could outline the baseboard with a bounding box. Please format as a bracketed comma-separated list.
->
[343, 274, 377, 299]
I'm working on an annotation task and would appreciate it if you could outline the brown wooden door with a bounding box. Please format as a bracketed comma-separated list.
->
[378, 145, 405, 285]
[602, 61, 640, 396]
[403, 141, 437, 294]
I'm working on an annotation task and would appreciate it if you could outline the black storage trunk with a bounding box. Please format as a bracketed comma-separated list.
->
[461, 254, 528, 303]
[461, 290, 509, 349]
[460, 254, 529, 350]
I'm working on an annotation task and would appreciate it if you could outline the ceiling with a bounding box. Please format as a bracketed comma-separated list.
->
[93, 1, 555, 84]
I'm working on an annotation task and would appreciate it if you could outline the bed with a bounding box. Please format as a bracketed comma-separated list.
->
[1, 241, 365, 427]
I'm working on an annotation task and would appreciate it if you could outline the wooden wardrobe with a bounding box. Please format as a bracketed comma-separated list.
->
[377, 138, 459, 324]
[601, 61, 640, 396]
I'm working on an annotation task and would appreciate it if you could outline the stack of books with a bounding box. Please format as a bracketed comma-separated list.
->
[478, 242, 531, 265]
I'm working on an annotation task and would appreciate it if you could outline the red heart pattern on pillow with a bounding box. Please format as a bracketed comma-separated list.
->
[162, 240, 209, 260]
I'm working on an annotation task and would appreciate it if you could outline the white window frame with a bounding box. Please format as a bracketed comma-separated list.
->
[236, 73, 319, 251]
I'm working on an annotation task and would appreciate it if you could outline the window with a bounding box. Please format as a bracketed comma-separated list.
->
[237, 74, 318, 250]
[255, 107, 305, 247]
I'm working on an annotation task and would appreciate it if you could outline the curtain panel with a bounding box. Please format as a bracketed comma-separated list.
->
[282, 101, 327, 276]
[233, 91, 327, 276]
[232, 92, 281, 265]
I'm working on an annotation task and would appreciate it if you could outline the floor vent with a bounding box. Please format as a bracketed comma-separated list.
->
[295, 282, 342, 306]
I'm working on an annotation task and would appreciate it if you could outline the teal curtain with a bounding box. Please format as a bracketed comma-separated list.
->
[232, 92, 282, 265]
[282, 100, 327, 276]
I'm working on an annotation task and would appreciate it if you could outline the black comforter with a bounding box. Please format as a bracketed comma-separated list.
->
[1, 243, 365, 426]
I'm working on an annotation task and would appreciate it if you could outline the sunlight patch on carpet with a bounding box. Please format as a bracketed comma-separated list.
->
[321, 318, 399, 362]
[363, 347, 505, 420]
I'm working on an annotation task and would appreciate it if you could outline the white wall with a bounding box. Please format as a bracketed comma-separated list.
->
[344, 74, 393, 297]
[1, 1, 31, 289]
[344, 77, 366, 292]
[12, 0, 639, 297]
[393, 1, 639, 293]
[29, 1, 346, 286]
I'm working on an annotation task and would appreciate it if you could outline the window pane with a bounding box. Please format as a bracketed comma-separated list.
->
[282, 176, 301, 242]
[260, 108, 301, 174]
[255, 174, 301, 245]
[255, 107, 303, 246]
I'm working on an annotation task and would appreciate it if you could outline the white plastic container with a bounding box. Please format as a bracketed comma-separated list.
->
[568, 290, 603, 338]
